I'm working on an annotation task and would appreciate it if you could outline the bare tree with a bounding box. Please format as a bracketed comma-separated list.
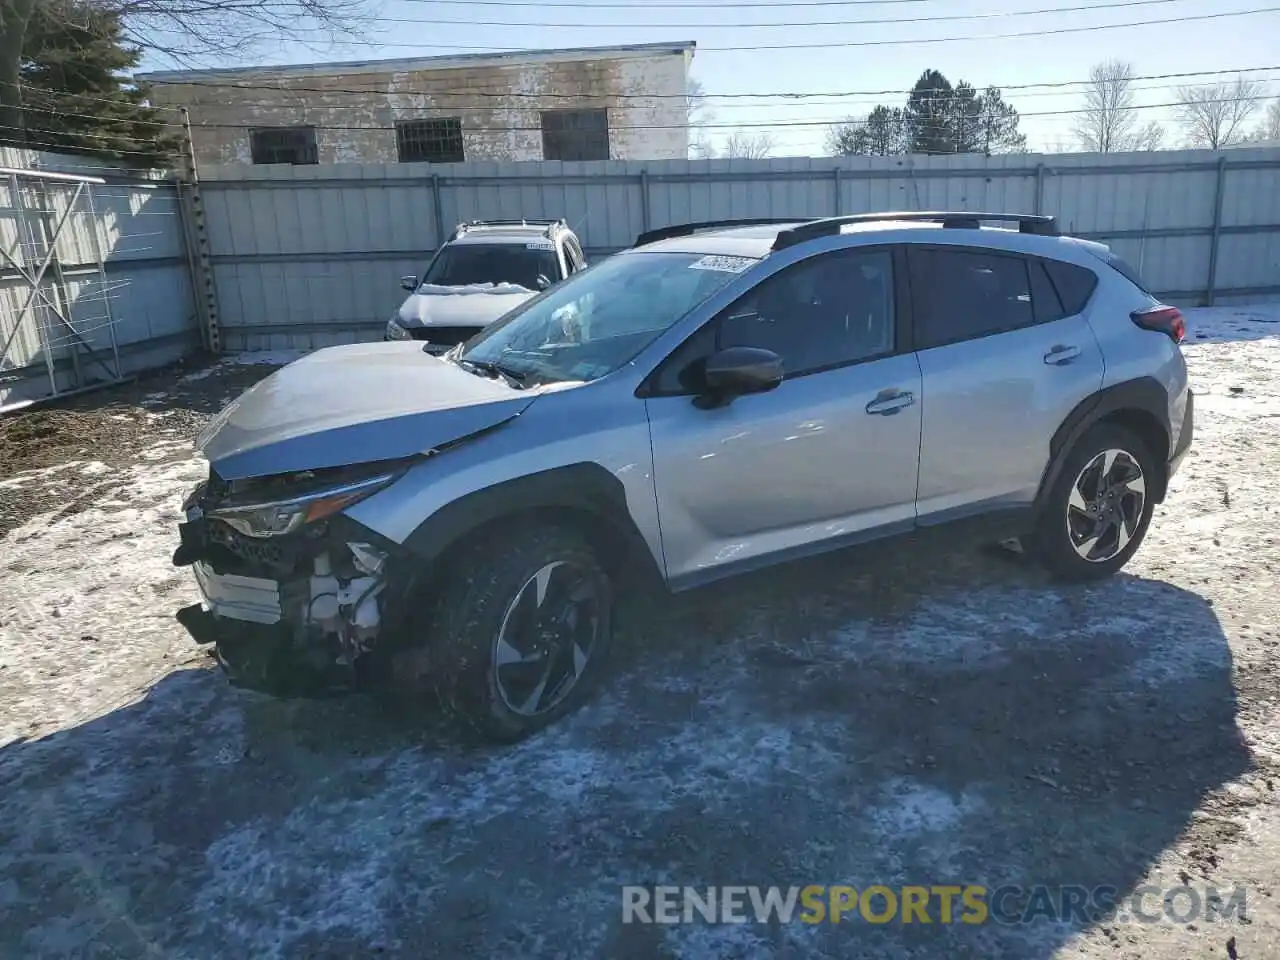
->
[1, 0, 369, 141]
[1071, 59, 1147, 153]
[1266, 98, 1280, 140]
[722, 129, 776, 159]
[687, 76, 715, 159]
[1175, 77, 1263, 149]
[1132, 120, 1166, 151]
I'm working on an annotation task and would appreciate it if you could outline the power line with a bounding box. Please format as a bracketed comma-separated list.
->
[303, 0, 1191, 32]
[15, 70, 1278, 135]
[153, 6, 1277, 52]
[138, 64, 1280, 104]
[7, 87, 1274, 152]
[8, 89, 1236, 146]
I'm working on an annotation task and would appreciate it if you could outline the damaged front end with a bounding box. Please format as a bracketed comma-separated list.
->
[173, 459, 416, 696]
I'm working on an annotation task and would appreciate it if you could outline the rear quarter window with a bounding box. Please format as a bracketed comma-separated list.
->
[1042, 259, 1100, 316]
[1100, 253, 1152, 295]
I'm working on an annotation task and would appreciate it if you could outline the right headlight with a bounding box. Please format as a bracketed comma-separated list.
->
[385, 316, 411, 341]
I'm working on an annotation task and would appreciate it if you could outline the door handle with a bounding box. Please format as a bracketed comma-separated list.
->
[865, 390, 915, 415]
[1043, 344, 1081, 365]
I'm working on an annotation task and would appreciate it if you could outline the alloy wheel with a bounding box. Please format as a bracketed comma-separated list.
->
[1065, 447, 1147, 563]
[493, 560, 602, 717]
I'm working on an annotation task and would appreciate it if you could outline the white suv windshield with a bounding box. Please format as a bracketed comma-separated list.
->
[423, 243, 561, 291]
[456, 251, 757, 385]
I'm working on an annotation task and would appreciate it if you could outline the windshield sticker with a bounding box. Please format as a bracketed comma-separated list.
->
[688, 255, 755, 274]
[526, 240, 555, 250]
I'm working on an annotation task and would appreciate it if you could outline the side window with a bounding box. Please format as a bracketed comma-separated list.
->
[1043, 258, 1101, 314]
[716, 248, 896, 377]
[1029, 258, 1067, 324]
[911, 248, 1034, 350]
[649, 321, 719, 395]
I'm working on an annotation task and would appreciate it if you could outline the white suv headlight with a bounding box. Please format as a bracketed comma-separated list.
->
[385, 317, 412, 341]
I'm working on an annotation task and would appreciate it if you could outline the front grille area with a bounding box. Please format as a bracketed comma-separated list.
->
[208, 519, 294, 573]
[408, 325, 483, 346]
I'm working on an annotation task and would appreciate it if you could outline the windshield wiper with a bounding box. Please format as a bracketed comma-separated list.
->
[458, 357, 528, 389]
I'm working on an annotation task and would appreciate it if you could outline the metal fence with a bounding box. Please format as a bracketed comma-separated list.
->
[199, 147, 1280, 352]
[0, 148, 198, 411]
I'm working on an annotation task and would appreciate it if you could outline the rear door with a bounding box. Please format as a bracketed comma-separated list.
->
[908, 245, 1105, 521]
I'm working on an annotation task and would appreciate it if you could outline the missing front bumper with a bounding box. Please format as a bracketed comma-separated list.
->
[175, 602, 358, 697]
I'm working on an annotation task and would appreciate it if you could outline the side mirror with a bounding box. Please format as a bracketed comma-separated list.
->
[536, 273, 553, 291]
[401, 275, 419, 292]
[692, 346, 784, 407]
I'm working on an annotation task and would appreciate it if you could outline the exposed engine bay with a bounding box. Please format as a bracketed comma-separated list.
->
[172, 463, 411, 696]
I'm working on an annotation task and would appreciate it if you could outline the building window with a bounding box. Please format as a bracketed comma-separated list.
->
[540, 108, 609, 161]
[249, 127, 318, 165]
[396, 117, 465, 164]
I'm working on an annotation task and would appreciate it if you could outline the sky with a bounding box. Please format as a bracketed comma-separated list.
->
[138, 0, 1280, 155]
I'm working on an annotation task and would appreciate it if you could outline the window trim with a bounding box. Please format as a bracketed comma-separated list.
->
[394, 116, 466, 164]
[905, 244, 1074, 352]
[638, 244, 913, 398]
[540, 107, 610, 162]
[248, 126, 318, 165]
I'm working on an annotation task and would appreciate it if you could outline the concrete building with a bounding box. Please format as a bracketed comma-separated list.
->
[139, 41, 695, 167]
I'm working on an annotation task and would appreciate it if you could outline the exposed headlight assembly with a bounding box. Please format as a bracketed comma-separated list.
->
[208, 470, 400, 539]
[385, 317, 412, 341]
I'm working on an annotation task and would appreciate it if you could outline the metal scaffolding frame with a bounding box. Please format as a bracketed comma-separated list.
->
[0, 164, 124, 411]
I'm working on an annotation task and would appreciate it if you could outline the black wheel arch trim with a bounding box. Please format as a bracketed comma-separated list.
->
[1035, 376, 1173, 514]
[401, 462, 662, 580]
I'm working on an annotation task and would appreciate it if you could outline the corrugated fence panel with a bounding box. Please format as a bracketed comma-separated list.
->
[0, 148, 200, 408]
[199, 147, 1280, 348]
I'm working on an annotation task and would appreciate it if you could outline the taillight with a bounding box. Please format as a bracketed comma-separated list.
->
[1130, 305, 1185, 344]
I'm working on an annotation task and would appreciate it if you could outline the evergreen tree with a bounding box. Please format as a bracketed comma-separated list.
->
[826, 70, 1026, 157]
[19, 0, 179, 167]
[826, 105, 908, 156]
[906, 70, 955, 154]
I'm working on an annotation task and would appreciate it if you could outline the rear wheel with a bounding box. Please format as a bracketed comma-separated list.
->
[1028, 424, 1157, 581]
[410, 524, 614, 742]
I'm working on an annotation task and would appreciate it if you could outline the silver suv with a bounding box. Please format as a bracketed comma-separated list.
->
[385, 219, 587, 354]
[175, 211, 1193, 741]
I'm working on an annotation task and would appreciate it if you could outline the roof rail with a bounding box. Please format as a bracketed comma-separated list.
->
[771, 211, 1059, 251]
[634, 217, 808, 249]
[451, 218, 567, 241]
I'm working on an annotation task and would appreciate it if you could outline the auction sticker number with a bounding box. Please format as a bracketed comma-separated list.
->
[688, 255, 755, 274]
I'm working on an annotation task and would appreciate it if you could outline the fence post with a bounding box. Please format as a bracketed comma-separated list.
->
[178, 107, 221, 354]
[639, 168, 651, 233]
[1206, 155, 1227, 306]
[430, 173, 444, 248]
[1034, 163, 1046, 215]
[832, 167, 842, 215]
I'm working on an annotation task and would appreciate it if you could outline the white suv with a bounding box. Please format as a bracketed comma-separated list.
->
[385, 219, 587, 354]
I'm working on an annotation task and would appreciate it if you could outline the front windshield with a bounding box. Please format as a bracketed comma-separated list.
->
[456, 251, 758, 385]
[422, 243, 561, 291]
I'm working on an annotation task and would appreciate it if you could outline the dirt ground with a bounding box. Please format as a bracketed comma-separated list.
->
[1, 309, 1279, 959]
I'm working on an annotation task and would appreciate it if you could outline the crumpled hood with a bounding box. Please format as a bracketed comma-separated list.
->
[197, 341, 535, 480]
[396, 283, 537, 329]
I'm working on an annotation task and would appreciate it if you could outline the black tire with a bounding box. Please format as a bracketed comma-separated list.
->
[1028, 423, 1158, 582]
[412, 523, 614, 743]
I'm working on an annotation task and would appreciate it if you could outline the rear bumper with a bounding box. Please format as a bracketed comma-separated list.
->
[1168, 388, 1194, 479]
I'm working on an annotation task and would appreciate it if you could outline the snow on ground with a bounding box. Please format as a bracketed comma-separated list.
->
[179, 350, 311, 382]
[0, 304, 1278, 958]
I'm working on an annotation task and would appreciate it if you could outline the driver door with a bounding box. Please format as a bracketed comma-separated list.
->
[643, 246, 923, 585]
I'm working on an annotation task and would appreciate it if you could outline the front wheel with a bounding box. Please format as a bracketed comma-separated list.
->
[415, 524, 614, 742]
[1028, 424, 1157, 582]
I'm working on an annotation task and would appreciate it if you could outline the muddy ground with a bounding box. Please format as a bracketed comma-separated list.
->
[1, 311, 1279, 959]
